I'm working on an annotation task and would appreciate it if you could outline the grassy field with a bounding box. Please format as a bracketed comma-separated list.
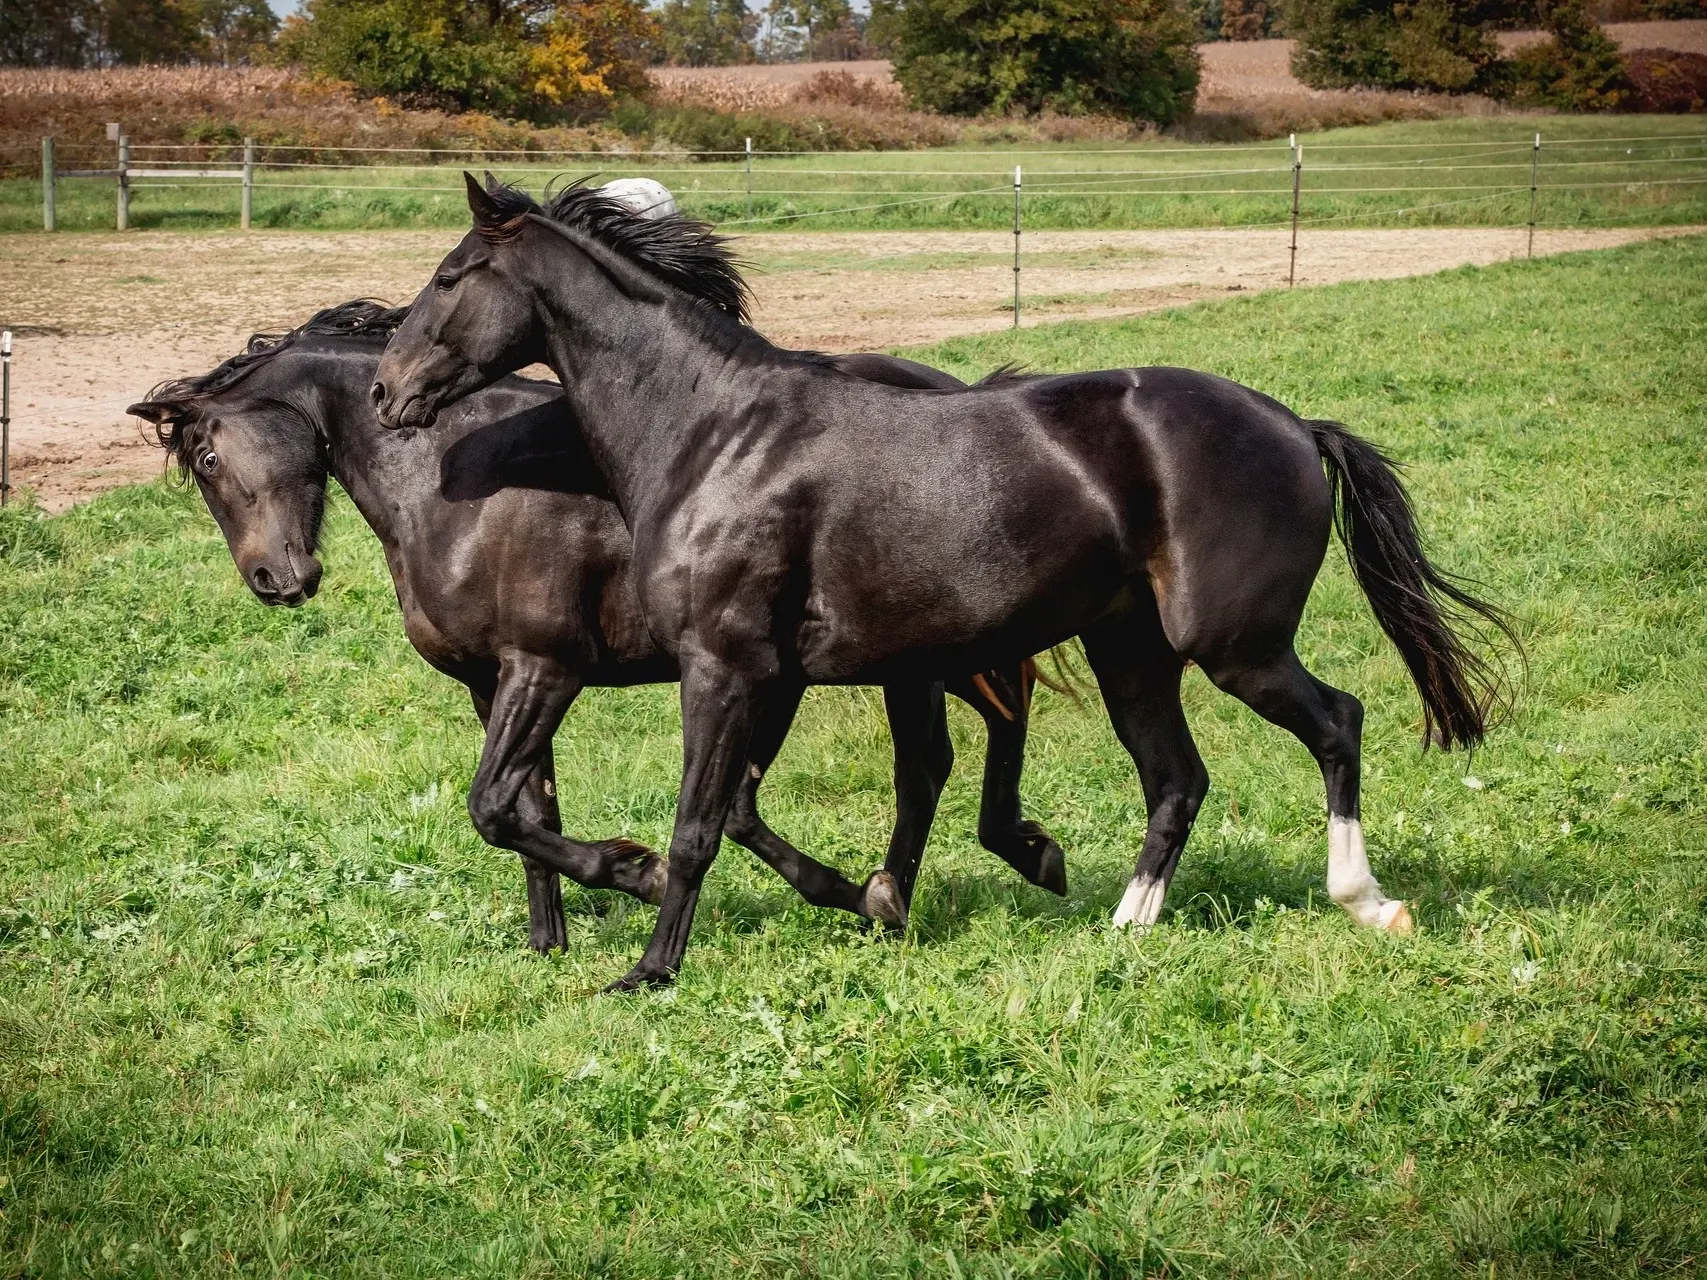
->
[4, 116, 1707, 234]
[2, 233, 1706, 1276]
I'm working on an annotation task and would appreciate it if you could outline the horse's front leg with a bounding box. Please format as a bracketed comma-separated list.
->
[606, 656, 764, 991]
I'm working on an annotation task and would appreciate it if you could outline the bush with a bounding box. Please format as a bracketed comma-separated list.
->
[1507, 0, 1629, 109]
[1286, 0, 1506, 92]
[277, 0, 656, 121]
[889, 0, 1199, 124]
[1622, 48, 1707, 112]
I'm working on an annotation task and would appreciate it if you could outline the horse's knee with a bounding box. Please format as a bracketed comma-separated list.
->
[468, 789, 521, 848]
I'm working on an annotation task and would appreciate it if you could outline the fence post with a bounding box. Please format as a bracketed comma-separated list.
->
[1288, 137, 1301, 289]
[1527, 132, 1540, 259]
[241, 136, 255, 231]
[41, 137, 55, 232]
[1012, 164, 1022, 329]
[745, 137, 752, 223]
[117, 135, 130, 231]
[1, 330, 11, 507]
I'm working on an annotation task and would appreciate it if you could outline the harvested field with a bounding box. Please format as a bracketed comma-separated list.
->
[0, 223, 1695, 511]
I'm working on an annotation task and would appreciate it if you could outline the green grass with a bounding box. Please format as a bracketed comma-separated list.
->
[2, 233, 1706, 1276]
[4, 116, 1707, 234]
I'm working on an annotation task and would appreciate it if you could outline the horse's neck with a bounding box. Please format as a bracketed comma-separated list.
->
[535, 252, 768, 514]
[310, 353, 436, 550]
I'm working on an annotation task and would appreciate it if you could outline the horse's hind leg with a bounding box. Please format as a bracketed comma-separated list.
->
[1080, 607, 1209, 931]
[722, 682, 895, 925]
[945, 662, 1067, 897]
[468, 653, 666, 910]
[1202, 648, 1412, 934]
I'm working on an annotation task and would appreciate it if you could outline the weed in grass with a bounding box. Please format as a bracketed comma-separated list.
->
[1, 235, 1705, 1275]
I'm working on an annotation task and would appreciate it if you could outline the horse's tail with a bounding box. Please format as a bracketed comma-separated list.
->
[1307, 419, 1521, 750]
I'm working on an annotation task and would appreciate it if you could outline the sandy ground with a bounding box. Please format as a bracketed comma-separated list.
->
[0, 223, 1699, 510]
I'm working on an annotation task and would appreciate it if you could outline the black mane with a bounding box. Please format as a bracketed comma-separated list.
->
[483, 177, 751, 326]
[137, 299, 406, 463]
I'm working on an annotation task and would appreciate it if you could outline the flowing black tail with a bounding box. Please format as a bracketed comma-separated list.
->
[1308, 420, 1521, 750]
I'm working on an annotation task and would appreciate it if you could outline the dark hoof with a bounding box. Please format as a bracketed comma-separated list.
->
[859, 871, 908, 932]
[1033, 835, 1068, 897]
[527, 924, 568, 955]
[602, 964, 675, 993]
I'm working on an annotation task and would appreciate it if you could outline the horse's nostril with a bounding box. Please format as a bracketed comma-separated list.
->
[370, 381, 387, 408]
[252, 565, 275, 593]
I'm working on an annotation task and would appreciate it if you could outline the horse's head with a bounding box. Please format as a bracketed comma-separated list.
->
[130, 387, 327, 607]
[374, 173, 749, 434]
[373, 174, 548, 432]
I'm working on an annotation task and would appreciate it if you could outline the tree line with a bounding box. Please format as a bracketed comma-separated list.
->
[4, 0, 1700, 128]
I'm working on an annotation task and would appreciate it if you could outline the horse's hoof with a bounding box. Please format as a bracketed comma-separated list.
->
[1034, 837, 1068, 897]
[860, 871, 908, 932]
[1380, 900, 1414, 935]
[602, 964, 674, 993]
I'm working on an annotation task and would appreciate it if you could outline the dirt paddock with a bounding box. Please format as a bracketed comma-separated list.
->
[0, 223, 1697, 510]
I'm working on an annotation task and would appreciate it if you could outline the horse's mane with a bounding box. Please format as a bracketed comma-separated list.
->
[479, 177, 752, 326]
[139, 298, 406, 465]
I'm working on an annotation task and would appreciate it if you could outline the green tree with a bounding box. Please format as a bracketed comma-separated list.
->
[1285, 0, 1508, 91]
[0, 0, 277, 66]
[889, 0, 1199, 122]
[278, 0, 655, 117]
[654, 0, 755, 64]
[1507, 0, 1628, 107]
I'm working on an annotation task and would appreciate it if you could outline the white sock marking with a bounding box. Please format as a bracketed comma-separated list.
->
[1112, 875, 1165, 930]
[1327, 816, 1411, 932]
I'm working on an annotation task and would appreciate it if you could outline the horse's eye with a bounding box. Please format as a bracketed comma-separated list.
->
[201, 451, 218, 473]
[434, 274, 457, 292]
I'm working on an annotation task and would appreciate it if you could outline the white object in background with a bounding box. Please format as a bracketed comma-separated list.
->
[598, 177, 678, 220]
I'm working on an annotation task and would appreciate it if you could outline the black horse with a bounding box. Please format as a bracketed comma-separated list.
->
[130, 300, 1065, 953]
[374, 177, 1516, 989]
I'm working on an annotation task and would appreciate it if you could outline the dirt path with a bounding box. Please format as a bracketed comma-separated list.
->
[0, 224, 1697, 510]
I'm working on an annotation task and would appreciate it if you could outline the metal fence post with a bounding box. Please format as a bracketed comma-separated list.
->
[1527, 132, 1541, 259]
[41, 137, 55, 232]
[117, 135, 130, 231]
[1288, 137, 1302, 289]
[1, 330, 12, 507]
[1012, 164, 1022, 328]
[241, 136, 255, 231]
[745, 137, 752, 223]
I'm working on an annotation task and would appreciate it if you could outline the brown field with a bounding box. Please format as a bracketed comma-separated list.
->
[650, 22, 1707, 138]
[2, 223, 1698, 511]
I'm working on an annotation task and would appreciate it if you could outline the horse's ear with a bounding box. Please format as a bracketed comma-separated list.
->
[466, 171, 504, 229]
[128, 399, 185, 425]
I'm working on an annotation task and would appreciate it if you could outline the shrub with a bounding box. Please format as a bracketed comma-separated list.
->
[1621, 48, 1707, 111]
[1507, 0, 1629, 109]
[277, 0, 656, 121]
[889, 0, 1199, 124]
[1286, 0, 1506, 92]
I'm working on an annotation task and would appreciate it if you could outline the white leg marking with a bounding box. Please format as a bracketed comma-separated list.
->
[1111, 875, 1166, 930]
[1327, 816, 1413, 934]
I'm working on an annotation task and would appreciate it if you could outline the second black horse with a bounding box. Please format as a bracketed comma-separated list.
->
[131, 301, 1065, 952]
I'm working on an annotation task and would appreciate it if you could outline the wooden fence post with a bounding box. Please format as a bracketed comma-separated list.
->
[41, 137, 55, 232]
[241, 137, 255, 231]
[1527, 132, 1541, 259]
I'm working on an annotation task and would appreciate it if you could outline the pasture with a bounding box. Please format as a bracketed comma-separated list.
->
[2, 232, 1705, 1276]
[4, 116, 1707, 234]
